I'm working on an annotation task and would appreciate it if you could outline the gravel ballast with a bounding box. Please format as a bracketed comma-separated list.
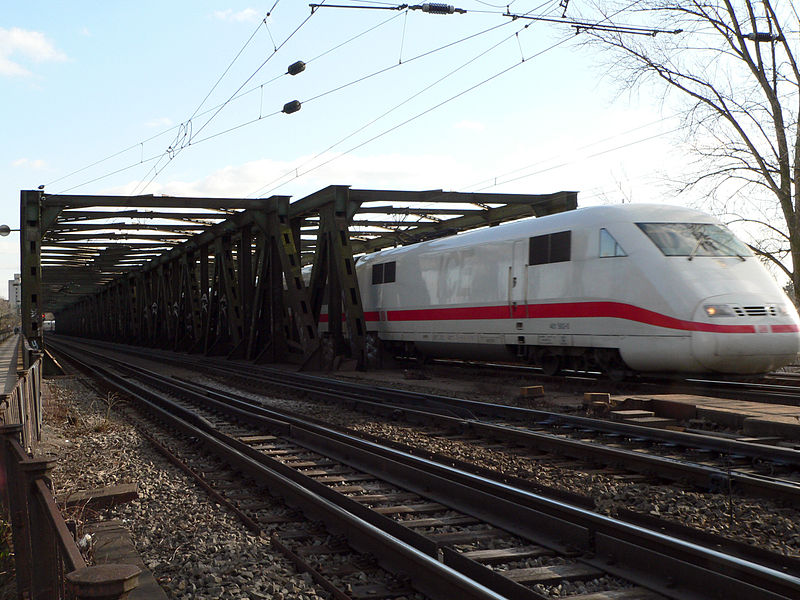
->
[197, 371, 800, 559]
[39, 353, 800, 600]
[41, 376, 327, 600]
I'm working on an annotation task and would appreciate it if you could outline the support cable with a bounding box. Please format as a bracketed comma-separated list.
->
[472, 124, 685, 192]
[248, 16, 524, 196]
[312, 1, 682, 35]
[250, 0, 665, 196]
[257, 29, 575, 197]
[50, 6, 400, 194]
[250, 0, 556, 196]
[132, 4, 325, 194]
[460, 112, 685, 192]
[50, 0, 675, 195]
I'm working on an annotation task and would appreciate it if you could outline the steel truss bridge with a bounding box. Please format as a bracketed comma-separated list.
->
[19, 186, 577, 369]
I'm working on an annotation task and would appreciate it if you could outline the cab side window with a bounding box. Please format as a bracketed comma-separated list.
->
[372, 261, 396, 284]
[599, 228, 627, 257]
[529, 231, 571, 265]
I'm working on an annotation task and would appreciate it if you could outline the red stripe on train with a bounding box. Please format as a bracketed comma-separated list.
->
[356, 301, 799, 334]
[771, 324, 800, 333]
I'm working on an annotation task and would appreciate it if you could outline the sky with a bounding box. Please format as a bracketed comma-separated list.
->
[0, 1, 695, 298]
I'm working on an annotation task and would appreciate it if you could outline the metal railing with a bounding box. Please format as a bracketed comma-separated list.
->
[0, 339, 40, 451]
[0, 425, 141, 599]
[0, 340, 141, 599]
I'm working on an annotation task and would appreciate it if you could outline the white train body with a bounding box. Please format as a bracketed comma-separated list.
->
[354, 204, 800, 374]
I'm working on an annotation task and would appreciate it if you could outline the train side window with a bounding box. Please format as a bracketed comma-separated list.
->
[372, 263, 384, 284]
[549, 231, 571, 263]
[599, 229, 627, 257]
[529, 231, 571, 265]
[383, 261, 396, 283]
[529, 235, 549, 265]
[372, 261, 396, 284]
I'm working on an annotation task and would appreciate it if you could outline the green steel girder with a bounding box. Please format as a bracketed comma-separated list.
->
[24, 185, 578, 370]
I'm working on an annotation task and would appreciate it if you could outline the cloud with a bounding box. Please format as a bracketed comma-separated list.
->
[0, 27, 67, 77]
[212, 9, 261, 23]
[12, 158, 47, 170]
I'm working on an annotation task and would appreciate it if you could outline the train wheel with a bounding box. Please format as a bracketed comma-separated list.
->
[540, 352, 562, 376]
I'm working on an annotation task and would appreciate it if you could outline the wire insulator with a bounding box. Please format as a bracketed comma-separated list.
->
[420, 4, 459, 14]
[282, 100, 302, 114]
[287, 61, 306, 76]
[743, 32, 783, 42]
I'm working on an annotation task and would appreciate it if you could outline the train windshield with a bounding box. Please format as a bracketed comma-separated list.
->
[636, 223, 751, 258]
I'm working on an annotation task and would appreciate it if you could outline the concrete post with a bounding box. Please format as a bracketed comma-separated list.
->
[66, 564, 142, 600]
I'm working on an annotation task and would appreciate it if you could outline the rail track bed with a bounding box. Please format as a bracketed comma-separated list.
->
[48, 337, 800, 599]
[413, 358, 800, 407]
[52, 337, 800, 503]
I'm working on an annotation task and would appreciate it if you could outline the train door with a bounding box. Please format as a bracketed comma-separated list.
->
[509, 240, 527, 318]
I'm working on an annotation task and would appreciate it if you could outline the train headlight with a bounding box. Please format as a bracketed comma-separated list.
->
[704, 304, 735, 317]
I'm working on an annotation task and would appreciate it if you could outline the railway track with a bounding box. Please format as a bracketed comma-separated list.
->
[419, 358, 800, 407]
[182, 361, 800, 502]
[48, 337, 800, 600]
[50, 337, 800, 503]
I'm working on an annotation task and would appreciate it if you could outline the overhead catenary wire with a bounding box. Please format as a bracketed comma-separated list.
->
[127, 5, 281, 195]
[57, 153, 164, 194]
[460, 111, 688, 192]
[249, 0, 559, 196]
[45, 127, 173, 189]
[248, 15, 539, 197]
[312, 0, 681, 35]
[132, 2, 327, 195]
[58, 2, 520, 196]
[249, 0, 676, 197]
[185, 9, 274, 126]
[50, 8, 402, 195]
[470, 124, 685, 192]
[50, 0, 678, 197]
[255, 27, 578, 197]
[248, 0, 641, 197]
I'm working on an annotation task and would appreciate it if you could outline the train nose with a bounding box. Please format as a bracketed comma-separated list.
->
[690, 294, 800, 373]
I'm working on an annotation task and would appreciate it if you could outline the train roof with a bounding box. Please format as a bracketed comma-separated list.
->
[360, 203, 719, 260]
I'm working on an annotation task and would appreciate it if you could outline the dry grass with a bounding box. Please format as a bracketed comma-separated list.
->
[0, 518, 15, 600]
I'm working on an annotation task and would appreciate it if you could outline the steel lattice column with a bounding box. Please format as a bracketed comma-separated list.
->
[20, 190, 43, 367]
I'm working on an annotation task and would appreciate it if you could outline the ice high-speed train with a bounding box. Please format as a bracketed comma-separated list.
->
[354, 204, 800, 375]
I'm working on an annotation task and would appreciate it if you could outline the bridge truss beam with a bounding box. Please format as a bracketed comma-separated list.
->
[20, 187, 577, 369]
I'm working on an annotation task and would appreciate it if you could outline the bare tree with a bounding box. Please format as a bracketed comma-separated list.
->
[0, 298, 19, 334]
[581, 0, 799, 296]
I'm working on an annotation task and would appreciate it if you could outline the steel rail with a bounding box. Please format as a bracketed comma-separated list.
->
[205, 359, 800, 465]
[52, 344, 510, 600]
[137, 349, 800, 494]
[50, 337, 800, 499]
[399, 357, 800, 407]
[166, 364, 800, 502]
[49, 340, 800, 600]
[75, 337, 800, 465]
[97, 359, 800, 577]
